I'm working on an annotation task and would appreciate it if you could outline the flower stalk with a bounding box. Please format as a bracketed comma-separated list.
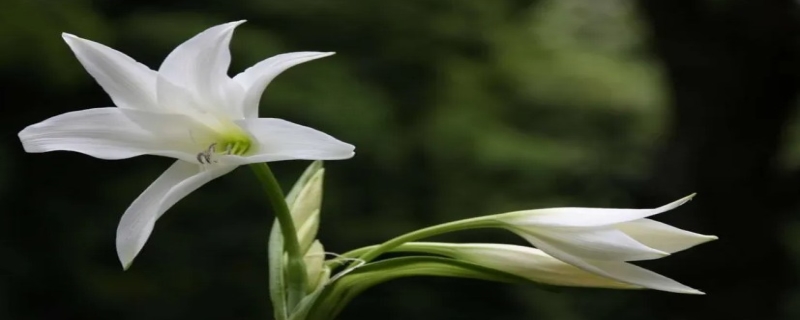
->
[250, 163, 307, 310]
[348, 216, 501, 267]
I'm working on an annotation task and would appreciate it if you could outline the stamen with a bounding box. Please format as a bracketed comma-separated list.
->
[196, 143, 218, 164]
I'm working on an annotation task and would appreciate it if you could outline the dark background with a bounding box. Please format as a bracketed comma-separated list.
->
[2, 0, 799, 319]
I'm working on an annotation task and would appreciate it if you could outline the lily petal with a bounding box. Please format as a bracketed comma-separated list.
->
[233, 52, 335, 118]
[18, 107, 195, 161]
[62, 34, 159, 111]
[158, 21, 246, 117]
[438, 243, 639, 289]
[502, 195, 695, 228]
[515, 233, 703, 294]
[588, 260, 705, 294]
[116, 160, 236, 269]
[225, 118, 354, 164]
[616, 219, 718, 254]
[117, 96, 220, 154]
[514, 227, 669, 261]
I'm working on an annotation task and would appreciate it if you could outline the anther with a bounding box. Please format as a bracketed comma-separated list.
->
[196, 143, 218, 164]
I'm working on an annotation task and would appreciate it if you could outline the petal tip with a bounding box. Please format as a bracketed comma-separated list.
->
[119, 254, 133, 271]
[62, 33, 79, 43]
[678, 193, 696, 205]
[228, 20, 247, 27]
[657, 194, 697, 212]
[682, 288, 705, 295]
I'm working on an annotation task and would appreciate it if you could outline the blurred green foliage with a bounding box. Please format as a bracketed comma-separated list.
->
[2, 0, 798, 319]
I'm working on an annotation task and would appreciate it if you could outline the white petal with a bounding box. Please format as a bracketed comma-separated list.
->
[62, 34, 159, 111]
[290, 168, 324, 227]
[515, 233, 703, 294]
[616, 219, 718, 254]
[304, 240, 329, 293]
[233, 52, 334, 118]
[297, 209, 320, 254]
[223, 118, 354, 164]
[117, 101, 219, 156]
[588, 260, 704, 294]
[18, 107, 195, 161]
[155, 74, 202, 114]
[502, 195, 695, 228]
[116, 160, 236, 269]
[442, 243, 640, 289]
[158, 21, 246, 117]
[515, 227, 669, 261]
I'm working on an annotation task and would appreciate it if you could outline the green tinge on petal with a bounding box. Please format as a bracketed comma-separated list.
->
[304, 240, 328, 293]
[213, 122, 255, 156]
[286, 161, 324, 206]
[383, 242, 638, 290]
[438, 243, 640, 289]
[297, 209, 320, 254]
[291, 169, 324, 228]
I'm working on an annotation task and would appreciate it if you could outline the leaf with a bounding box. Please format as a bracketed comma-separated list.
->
[305, 256, 549, 319]
[268, 220, 288, 320]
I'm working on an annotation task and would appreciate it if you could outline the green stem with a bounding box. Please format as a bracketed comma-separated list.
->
[347, 216, 500, 268]
[250, 163, 307, 310]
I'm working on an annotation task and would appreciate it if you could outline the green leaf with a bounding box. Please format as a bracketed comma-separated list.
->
[306, 256, 543, 319]
[268, 220, 288, 320]
[287, 278, 329, 320]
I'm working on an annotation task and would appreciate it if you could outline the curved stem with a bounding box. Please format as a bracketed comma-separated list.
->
[348, 216, 499, 268]
[250, 163, 307, 310]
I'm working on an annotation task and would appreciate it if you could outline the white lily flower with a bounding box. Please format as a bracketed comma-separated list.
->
[493, 194, 716, 294]
[18, 21, 355, 269]
[395, 242, 706, 294]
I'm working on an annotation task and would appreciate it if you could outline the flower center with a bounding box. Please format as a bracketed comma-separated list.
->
[195, 126, 254, 164]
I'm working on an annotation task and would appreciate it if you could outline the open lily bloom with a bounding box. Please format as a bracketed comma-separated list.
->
[493, 194, 715, 293]
[18, 21, 354, 269]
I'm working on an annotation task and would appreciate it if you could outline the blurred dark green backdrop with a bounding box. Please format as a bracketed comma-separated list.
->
[2, 0, 799, 319]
